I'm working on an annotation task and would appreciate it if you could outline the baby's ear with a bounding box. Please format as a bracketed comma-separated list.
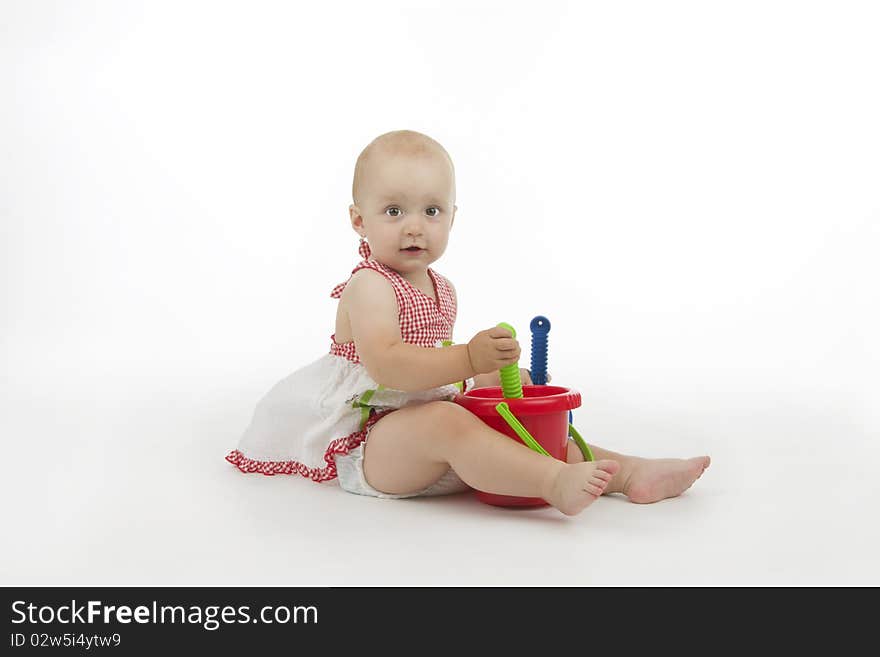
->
[349, 204, 364, 233]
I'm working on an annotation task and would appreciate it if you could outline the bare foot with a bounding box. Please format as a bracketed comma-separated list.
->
[545, 459, 621, 516]
[619, 456, 711, 504]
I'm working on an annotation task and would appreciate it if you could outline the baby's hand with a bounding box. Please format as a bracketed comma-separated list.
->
[519, 370, 552, 385]
[466, 326, 521, 375]
[472, 368, 550, 389]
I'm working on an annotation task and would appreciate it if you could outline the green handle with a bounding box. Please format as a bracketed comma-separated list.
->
[495, 402, 550, 457]
[496, 322, 523, 399]
[568, 423, 594, 462]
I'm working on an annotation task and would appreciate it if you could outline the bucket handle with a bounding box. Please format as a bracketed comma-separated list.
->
[496, 402, 595, 462]
[568, 423, 594, 461]
[495, 402, 551, 457]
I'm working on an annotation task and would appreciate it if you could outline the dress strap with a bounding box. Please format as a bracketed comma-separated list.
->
[330, 239, 374, 299]
[329, 259, 407, 318]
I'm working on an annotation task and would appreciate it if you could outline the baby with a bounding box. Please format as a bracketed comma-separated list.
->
[226, 129, 710, 516]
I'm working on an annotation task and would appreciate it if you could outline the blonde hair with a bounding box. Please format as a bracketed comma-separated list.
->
[351, 130, 455, 205]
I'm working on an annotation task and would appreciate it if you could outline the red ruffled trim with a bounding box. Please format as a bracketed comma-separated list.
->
[225, 409, 392, 482]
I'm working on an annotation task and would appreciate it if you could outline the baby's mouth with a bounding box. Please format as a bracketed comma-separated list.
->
[401, 246, 425, 252]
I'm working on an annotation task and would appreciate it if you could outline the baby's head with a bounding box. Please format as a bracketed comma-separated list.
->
[349, 130, 457, 276]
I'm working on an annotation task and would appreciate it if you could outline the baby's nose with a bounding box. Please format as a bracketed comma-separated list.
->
[403, 218, 425, 234]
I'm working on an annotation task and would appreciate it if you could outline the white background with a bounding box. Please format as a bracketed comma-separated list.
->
[2, 0, 878, 585]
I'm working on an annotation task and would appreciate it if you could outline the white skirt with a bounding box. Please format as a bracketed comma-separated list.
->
[227, 353, 472, 482]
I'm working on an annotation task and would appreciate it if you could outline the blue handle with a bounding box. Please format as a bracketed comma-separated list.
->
[529, 316, 551, 385]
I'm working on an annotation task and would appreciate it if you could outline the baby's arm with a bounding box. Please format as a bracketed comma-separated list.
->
[345, 269, 476, 392]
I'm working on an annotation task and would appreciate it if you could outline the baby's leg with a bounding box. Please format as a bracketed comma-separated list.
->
[565, 441, 710, 504]
[363, 401, 620, 516]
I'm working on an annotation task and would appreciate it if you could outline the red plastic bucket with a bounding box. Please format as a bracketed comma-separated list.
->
[453, 385, 581, 507]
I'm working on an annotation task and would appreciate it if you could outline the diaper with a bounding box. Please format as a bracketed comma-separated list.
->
[334, 442, 470, 499]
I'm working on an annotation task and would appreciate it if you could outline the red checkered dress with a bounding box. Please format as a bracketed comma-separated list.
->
[329, 258, 458, 363]
[225, 257, 470, 483]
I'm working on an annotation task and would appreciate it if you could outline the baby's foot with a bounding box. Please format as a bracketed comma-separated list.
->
[620, 456, 711, 504]
[545, 460, 621, 516]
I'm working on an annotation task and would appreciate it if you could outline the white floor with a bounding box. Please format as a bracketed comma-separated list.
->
[4, 355, 878, 587]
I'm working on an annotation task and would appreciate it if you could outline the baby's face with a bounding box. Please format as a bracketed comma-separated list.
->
[350, 152, 457, 278]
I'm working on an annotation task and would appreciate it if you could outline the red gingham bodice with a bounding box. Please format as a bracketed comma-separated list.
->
[329, 259, 457, 364]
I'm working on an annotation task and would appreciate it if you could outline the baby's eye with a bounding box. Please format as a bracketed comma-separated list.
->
[385, 207, 402, 218]
[426, 207, 441, 217]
